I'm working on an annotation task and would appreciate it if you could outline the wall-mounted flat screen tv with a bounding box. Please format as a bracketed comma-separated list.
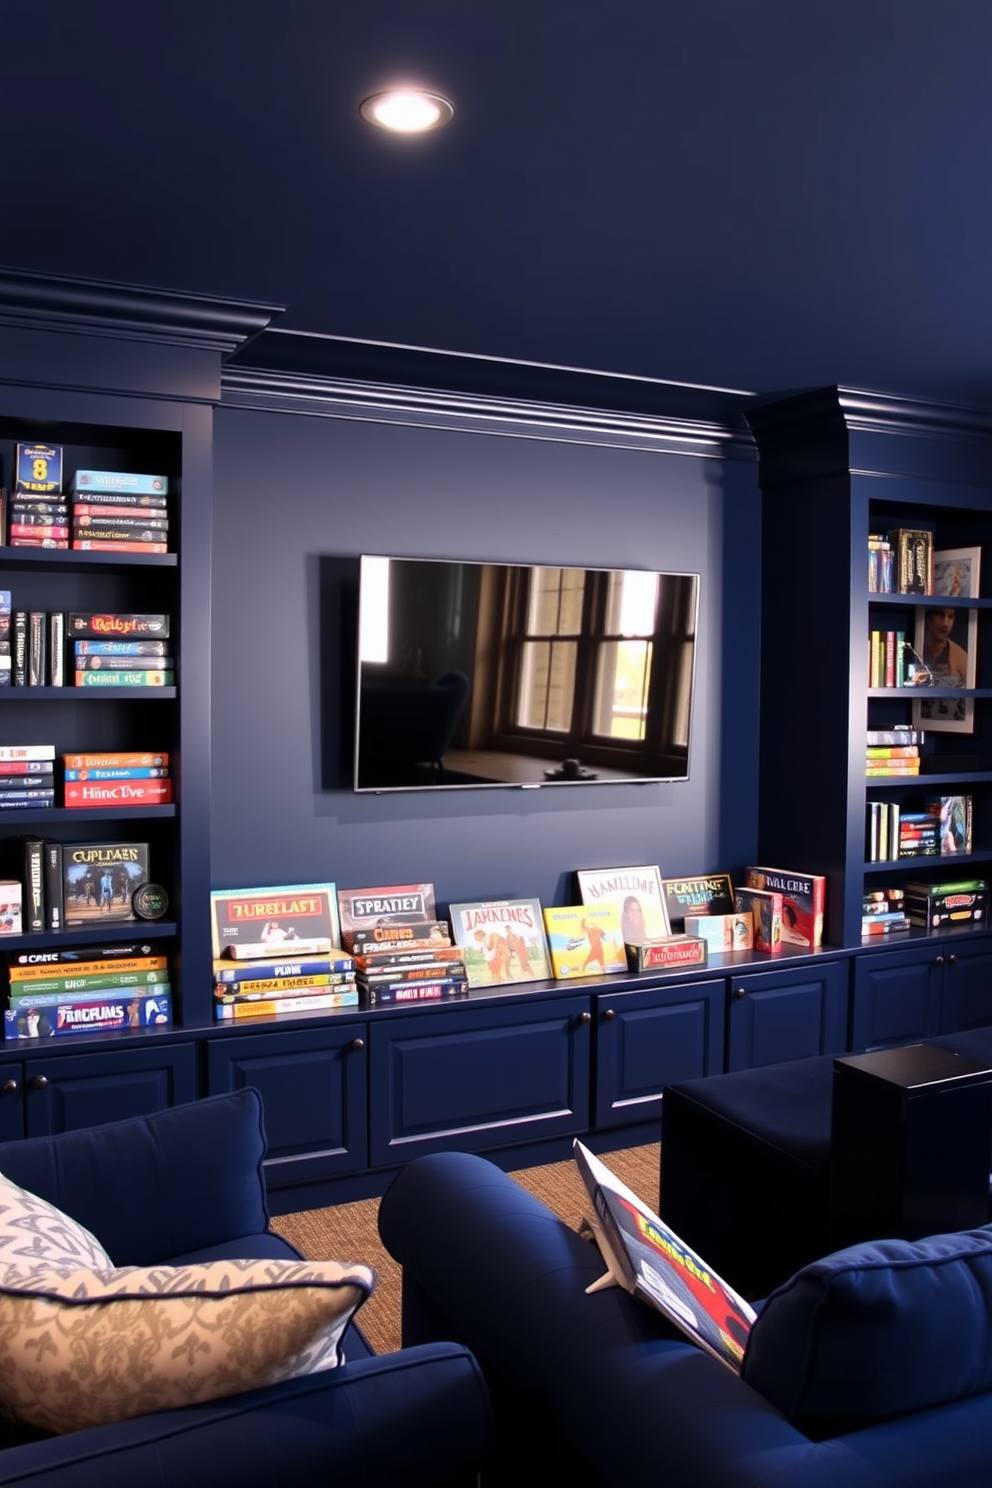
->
[354, 555, 700, 792]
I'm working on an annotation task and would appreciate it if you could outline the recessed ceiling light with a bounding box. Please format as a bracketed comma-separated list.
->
[359, 89, 454, 134]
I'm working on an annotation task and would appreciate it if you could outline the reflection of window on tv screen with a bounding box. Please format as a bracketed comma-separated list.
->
[355, 555, 699, 792]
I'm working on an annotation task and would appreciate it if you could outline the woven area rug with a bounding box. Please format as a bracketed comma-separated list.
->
[274, 1142, 660, 1354]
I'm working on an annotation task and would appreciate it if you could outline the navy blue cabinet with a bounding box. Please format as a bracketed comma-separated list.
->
[369, 994, 591, 1166]
[593, 977, 724, 1128]
[11, 1041, 198, 1137]
[207, 1023, 368, 1194]
[852, 932, 992, 1050]
[726, 958, 849, 1070]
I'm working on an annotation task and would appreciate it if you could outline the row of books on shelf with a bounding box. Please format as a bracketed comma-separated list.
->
[862, 877, 989, 936]
[206, 867, 829, 1022]
[0, 606, 173, 688]
[866, 794, 972, 863]
[0, 451, 170, 553]
[0, 746, 172, 810]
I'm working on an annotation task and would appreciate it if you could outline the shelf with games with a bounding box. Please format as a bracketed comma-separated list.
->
[0, 395, 211, 1040]
[748, 386, 992, 949]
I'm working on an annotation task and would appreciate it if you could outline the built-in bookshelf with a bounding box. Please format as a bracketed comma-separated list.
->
[748, 387, 992, 947]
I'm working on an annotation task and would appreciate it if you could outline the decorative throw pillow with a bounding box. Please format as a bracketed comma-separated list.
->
[0, 1256, 374, 1434]
[0, 1170, 110, 1270]
[742, 1225, 992, 1432]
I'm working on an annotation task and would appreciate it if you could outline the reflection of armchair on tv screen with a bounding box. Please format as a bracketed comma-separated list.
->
[357, 671, 470, 785]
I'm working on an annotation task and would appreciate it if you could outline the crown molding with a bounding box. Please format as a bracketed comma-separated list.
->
[748, 385, 992, 446]
[0, 267, 283, 355]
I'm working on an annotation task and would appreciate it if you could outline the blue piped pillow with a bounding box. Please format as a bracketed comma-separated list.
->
[742, 1226, 992, 1430]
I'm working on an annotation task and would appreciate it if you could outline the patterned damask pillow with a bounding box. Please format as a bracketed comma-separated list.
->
[0, 1170, 110, 1269]
[0, 1255, 374, 1433]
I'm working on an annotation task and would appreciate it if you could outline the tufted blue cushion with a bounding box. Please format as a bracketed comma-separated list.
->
[743, 1225, 992, 1431]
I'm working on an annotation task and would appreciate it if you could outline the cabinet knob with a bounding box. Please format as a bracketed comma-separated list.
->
[350, 1038, 365, 1052]
[733, 987, 747, 1000]
[934, 955, 945, 967]
[602, 1008, 616, 1021]
[947, 953, 957, 966]
[30, 1075, 49, 1091]
[578, 1011, 592, 1024]
[1, 1080, 17, 1096]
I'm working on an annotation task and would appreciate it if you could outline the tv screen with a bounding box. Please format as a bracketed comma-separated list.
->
[355, 555, 699, 792]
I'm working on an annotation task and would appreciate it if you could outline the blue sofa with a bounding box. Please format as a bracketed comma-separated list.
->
[379, 1148, 992, 1488]
[0, 1089, 491, 1488]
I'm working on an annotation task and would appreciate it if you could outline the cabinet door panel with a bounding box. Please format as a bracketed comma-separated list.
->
[0, 1064, 24, 1143]
[369, 996, 590, 1165]
[207, 1025, 368, 1189]
[593, 979, 724, 1128]
[727, 960, 849, 1071]
[23, 1043, 198, 1137]
[938, 937, 992, 1033]
[851, 945, 942, 1051]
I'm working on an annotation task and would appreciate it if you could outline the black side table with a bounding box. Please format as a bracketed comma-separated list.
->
[829, 1042, 992, 1251]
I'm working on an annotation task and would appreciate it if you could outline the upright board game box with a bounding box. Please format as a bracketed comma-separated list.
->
[734, 886, 783, 952]
[744, 866, 826, 947]
[210, 883, 340, 959]
[62, 843, 150, 927]
[542, 904, 627, 978]
[576, 865, 671, 941]
[449, 898, 552, 987]
[337, 882, 436, 935]
[661, 874, 734, 932]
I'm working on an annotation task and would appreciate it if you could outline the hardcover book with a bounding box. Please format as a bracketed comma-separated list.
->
[210, 882, 341, 959]
[336, 882, 437, 935]
[576, 865, 671, 942]
[62, 843, 150, 927]
[542, 904, 627, 978]
[449, 898, 552, 987]
[661, 873, 735, 931]
[744, 866, 826, 947]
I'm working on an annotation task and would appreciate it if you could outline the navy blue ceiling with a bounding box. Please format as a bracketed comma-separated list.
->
[4, 0, 992, 404]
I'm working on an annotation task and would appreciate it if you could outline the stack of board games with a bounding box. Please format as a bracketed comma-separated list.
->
[68, 612, 173, 687]
[0, 743, 56, 811]
[337, 883, 468, 1005]
[449, 898, 552, 988]
[4, 943, 171, 1040]
[744, 866, 826, 948]
[543, 904, 627, 978]
[211, 882, 358, 1020]
[0, 590, 9, 684]
[862, 888, 911, 937]
[61, 750, 172, 810]
[9, 443, 68, 549]
[902, 877, 989, 930]
[69, 469, 170, 555]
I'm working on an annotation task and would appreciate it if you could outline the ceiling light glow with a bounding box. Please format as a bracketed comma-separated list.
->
[360, 90, 454, 133]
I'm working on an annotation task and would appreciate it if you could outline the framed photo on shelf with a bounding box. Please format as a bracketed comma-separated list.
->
[932, 545, 981, 600]
[912, 603, 978, 734]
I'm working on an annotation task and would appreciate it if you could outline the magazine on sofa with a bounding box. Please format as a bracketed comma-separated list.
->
[573, 1139, 756, 1373]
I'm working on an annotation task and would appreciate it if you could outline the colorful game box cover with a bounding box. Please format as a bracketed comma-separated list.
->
[744, 866, 826, 948]
[576, 865, 671, 942]
[5, 991, 171, 1039]
[210, 882, 340, 959]
[62, 843, 149, 927]
[336, 882, 436, 935]
[661, 873, 735, 932]
[543, 904, 627, 978]
[449, 898, 552, 987]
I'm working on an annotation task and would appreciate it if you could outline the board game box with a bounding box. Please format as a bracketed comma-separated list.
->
[449, 898, 552, 987]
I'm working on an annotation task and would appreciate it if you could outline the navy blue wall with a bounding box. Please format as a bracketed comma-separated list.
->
[211, 406, 760, 909]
